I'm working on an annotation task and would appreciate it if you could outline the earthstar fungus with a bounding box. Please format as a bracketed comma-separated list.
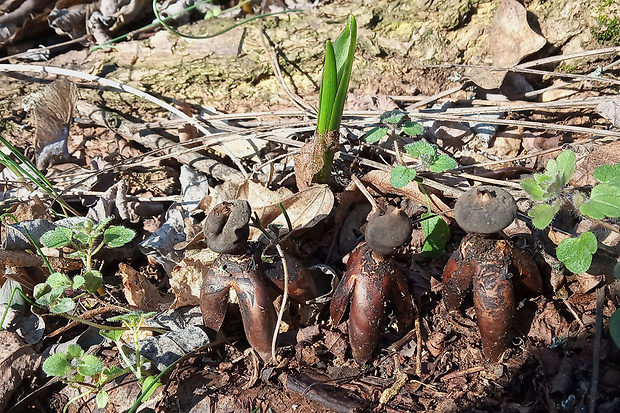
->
[200, 200, 276, 362]
[443, 186, 542, 361]
[330, 207, 416, 363]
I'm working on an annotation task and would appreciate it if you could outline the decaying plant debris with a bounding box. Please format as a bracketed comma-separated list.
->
[2, 0, 620, 412]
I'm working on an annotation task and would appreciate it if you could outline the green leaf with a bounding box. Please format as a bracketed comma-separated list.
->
[66, 344, 84, 360]
[610, 309, 620, 350]
[72, 232, 90, 245]
[390, 166, 417, 188]
[593, 163, 620, 187]
[364, 127, 388, 143]
[33, 283, 51, 300]
[579, 183, 620, 219]
[402, 121, 424, 137]
[404, 141, 436, 158]
[521, 178, 546, 201]
[83, 270, 103, 293]
[43, 353, 70, 377]
[528, 200, 561, 229]
[316, 40, 337, 135]
[50, 298, 75, 314]
[47, 272, 72, 289]
[421, 213, 450, 258]
[380, 110, 405, 124]
[96, 390, 110, 409]
[328, 15, 357, 132]
[72, 275, 85, 290]
[140, 375, 162, 400]
[40, 226, 73, 248]
[94, 217, 114, 234]
[555, 150, 576, 186]
[78, 355, 103, 376]
[103, 366, 124, 376]
[429, 155, 458, 172]
[556, 231, 598, 274]
[104, 226, 136, 248]
[100, 330, 124, 341]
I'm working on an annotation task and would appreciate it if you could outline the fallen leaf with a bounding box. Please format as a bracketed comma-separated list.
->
[0, 331, 42, 412]
[294, 131, 339, 190]
[169, 249, 218, 308]
[236, 181, 334, 240]
[118, 263, 166, 311]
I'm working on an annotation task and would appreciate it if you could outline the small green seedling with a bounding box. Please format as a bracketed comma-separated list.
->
[556, 231, 598, 274]
[521, 150, 576, 229]
[33, 217, 135, 313]
[364, 110, 424, 144]
[388, 141, 458, 188]
[102, 311, 161, 398]
[295, 15, 356, 188]
[521, 149, 620, 273]
[43, 343, 116, 412]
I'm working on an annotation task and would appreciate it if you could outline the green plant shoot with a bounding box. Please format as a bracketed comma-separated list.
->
[298, 15, 356, 186]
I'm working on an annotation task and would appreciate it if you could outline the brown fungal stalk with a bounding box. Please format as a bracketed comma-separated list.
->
[443, 186, 542, 361]
[330, 207, 415, 363]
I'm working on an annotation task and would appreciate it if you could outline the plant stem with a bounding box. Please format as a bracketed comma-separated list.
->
[271, 244, 289, 362]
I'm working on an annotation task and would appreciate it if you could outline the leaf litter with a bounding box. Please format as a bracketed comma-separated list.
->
[1, 0, 620, 412]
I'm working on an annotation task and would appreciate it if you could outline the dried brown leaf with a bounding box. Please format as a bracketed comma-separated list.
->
[118, 263, 166, 311]
[169, 249, 218, 308]
[294, 131, 339, 190]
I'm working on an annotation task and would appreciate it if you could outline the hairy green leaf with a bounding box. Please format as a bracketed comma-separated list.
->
[579, 183, 620, 219]
[556, 231, 598, 274]
[83, 270, 103, 293]
[593, 163, 620, 187]
[72, 275, 85, 290]
[104, 226, 136, 248]
[40, 226, 73, 249]
[421, 213, 450, 258]
[78, 355, 103, 376]
[429, 155, 458, 172]
[47, 272, 72, 289]
[66, 344, 83, 360]
[402, 121, 424, 137]
[43, 353, 70, 377]
[96, 390, 110, 410]
[100, 330, 124, 341]
[528, 200, 561, 229]
[555, 150, 576, 186]
[50, 298, 76, 314]
[380, 110, 405, 124]
[390, 166, 417, 188]
[521, 178, 546, 201]
[404, 141, 435, 158]
[364, 127, 388, 143]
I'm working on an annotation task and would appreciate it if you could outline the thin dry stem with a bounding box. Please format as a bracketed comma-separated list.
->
[350, 174, 380, 215]
[271, 243, 289, 362]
